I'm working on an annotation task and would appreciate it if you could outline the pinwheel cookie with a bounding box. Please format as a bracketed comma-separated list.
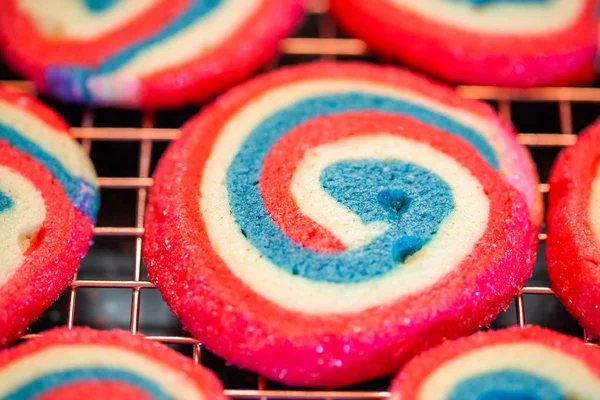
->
[0, 85, 99, 346]
[547, 119, 600, 335]
[0, 327, 227, 400]
[329, 0, 597, 87]
[390, 325, 600, 400]
[0, 0, 304, 108]
[144, 62, 537, 386]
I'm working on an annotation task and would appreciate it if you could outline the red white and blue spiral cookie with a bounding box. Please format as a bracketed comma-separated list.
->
[0, 85, 99, 346]
[143, 62, 537, 386]
[390, 325, 600, 400]
[0, 0, 304, 108]
[0, 327, 227, 400]
[330, 0, 597, 87]
[547, 119, 600, 336]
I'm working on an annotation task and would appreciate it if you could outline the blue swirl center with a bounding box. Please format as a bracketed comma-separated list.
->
[47, 0, 223, 102]
[230, 159, 452, 283]
[0, 190, 13, 213]
[0, 124, 99, 221]
[3, 367, 170, 400]
[83, 0, 118, 12]
[449, 370, 566, 400]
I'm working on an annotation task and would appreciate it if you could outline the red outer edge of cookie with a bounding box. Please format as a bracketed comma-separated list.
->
[0, 144, 93, 347]
[0, 0, 305, 108]
[0, 327, 228, 400]
[144, 63, 536, 386]
[547, 119, 600, 335]
[0, 85, 70, 133]
[389, 325, 600, 400]
[329, 0, 597, 86]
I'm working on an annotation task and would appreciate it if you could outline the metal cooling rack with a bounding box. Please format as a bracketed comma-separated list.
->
[2, 1, 600, 398]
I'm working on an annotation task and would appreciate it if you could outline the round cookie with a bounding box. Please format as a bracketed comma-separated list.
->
[0, 0, 304, 108]
[143, 62, 537, 387]
[0, 84, 99, 346]
[0, 327, 228, 399]
[329, 0, 597, 87]
[390, 325, 600, 400]
[547, 119, 600, 336]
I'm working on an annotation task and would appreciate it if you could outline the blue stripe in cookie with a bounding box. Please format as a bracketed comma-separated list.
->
[0, 123, 98, 221]
[4, 368, 169, 400]
[0, 190, 13, 213]
[448, 370, 564, 400]
[46, 0, 222, 102]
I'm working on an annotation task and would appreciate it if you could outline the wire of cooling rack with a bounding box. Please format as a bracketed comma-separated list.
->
[3, 0, 600, 398]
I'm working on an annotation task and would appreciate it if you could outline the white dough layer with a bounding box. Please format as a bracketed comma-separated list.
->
[418, 343, 600, 399]
[0, 99, 97, 185]
[0, 166, 45, 285]
[201, 131, 489, 313]
[385, 0, 584, 35]
[0, 345, 206, 400]
[18, 0, 160, 39]
[290, 137, 397, 249]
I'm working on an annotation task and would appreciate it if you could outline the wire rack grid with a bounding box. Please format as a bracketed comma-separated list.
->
[2, 1, 600, 399]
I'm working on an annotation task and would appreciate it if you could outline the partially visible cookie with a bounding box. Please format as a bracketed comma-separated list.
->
[144, 62, 537, 386]
[390, 325, 600, 400]
[330, 0, 597, 86]
[0, 85, 99, 346]
[0, 0, 304, 108]
[547, 119, 600, 335]
[0, 327, 228, 400]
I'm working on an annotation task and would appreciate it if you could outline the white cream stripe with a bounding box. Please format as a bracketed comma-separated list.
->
[17, 0, 160, 39]
[0, 100, 97, 184]
[0, 166, 45, 285]
[201, 133, 489, 314]
[384, 0, 584, 34]
[0, 346, 205, 400]
[418, 343, 600, 399]
[290, 139, 392, 249]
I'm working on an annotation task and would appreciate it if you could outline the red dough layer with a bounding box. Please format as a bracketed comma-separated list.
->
[0, 0, 304, 108]
[0, 144, 93, 347]
[329, 0, 597, 87]
[0, 327, 227, 400]
[390, 325, 600, 400]
[144, 63, 536, 386]
[547, 119, 600, 335]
